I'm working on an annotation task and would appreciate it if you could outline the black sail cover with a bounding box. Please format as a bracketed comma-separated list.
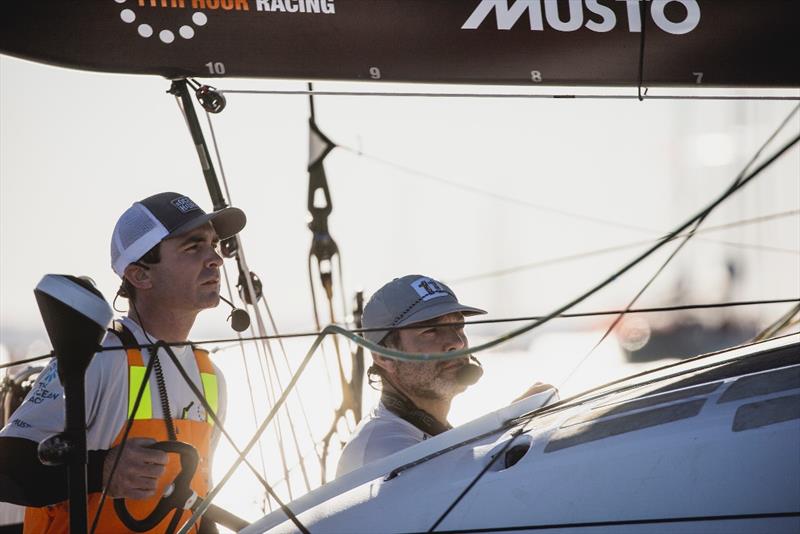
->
[1, 0, 798, 87]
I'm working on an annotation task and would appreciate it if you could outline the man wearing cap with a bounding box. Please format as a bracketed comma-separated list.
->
[0, 192, 245, 533]
[336, 275, 557, 477]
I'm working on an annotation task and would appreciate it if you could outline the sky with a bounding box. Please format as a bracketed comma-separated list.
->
[1, 53, 799, 525]
[1, 55, 798, 353]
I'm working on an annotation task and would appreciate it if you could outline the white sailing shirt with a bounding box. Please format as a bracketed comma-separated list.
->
[336, 401, 430, 477]
[336, 387, 561, 478]
[0, 316, 227, 453]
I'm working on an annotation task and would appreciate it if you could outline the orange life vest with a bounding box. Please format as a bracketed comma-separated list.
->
[24, 338, 218, 534]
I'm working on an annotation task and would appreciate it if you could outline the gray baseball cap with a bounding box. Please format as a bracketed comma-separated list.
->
[362, 274, 486, 345]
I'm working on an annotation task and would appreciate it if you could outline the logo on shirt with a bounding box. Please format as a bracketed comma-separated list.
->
[11, 419, 32, 429]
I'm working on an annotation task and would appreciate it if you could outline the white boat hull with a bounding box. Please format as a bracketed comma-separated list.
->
[244, 335, 800, 533]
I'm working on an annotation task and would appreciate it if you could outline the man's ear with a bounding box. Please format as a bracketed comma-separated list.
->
[371, 353, 396, 375]
[123, 263, 152, 291]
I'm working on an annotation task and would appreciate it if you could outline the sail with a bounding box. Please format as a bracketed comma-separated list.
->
[1, 0, 798, 87]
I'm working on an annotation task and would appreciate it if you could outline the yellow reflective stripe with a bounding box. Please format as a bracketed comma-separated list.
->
[200, 372, 218, 425]
[128, 366, 152, 420]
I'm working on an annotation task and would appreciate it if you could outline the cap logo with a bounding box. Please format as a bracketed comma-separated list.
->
[411, 277, 448, 302]
[171, 196, 200, 214]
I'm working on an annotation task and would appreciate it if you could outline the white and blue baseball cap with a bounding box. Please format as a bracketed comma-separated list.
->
[110, 192, 245, 276]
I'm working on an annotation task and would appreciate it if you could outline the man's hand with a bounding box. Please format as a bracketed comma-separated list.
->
[513, 382, 559, 403]
[103, 438, 168, 500]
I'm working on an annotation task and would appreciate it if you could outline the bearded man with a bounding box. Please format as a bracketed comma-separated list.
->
[336, 274, 556, 477]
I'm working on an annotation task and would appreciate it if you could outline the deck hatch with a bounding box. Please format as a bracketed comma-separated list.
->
[718, 365, 800, 404]
[732, 394, 800, 432]
[544, 399, 705, 453]
[569, 382, 721, 427]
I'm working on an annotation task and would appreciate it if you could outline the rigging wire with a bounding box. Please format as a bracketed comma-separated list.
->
[636, 0, 648, 102]
[221, 89, 796, 280]
[14, 82, 796, 528]
[201, 118, 276, 498]
[4, 298, 798, 372]
[508, 331, 800, 430]
[261, 329, 313, 495]
[754, 303, 800, 341]
[559, 223, 699, 391]
[559, 102, 800, 389]
[90, 326, 307, 534]
[425, 105, 800, 532]
[344, 131, 799, 364]
[152, 342, 309, 534]
[449, 209, 800, 285]
[204, 107, 319, 496]
[255, 289, 324, 471]
[218, 88, 800, 101]
[306, 82, 351, 441]
[257, 323, 295, 500]
[337, 254, 362, 435]
[307, 82, 366, 483]
[426, 400, 554, 532]
[249, 312, 295, 510]
[392, 330, 800, 485]
[0, 352, 55, 369]
[179, 85, 315, 516]
[190, 88, 330, 502]
[221, 263, 271, 509]
[425, 332, 799, 532]
[201, 106, 296, 502]
[307, 258, 341, 414]
[339, 144, 655, 235]
[182, 131, 799, 528]
[89, 338, 157, 534]
[340, 145, 798, 257]
[24, 70, 784, 531]
[253, 283, 323, 492]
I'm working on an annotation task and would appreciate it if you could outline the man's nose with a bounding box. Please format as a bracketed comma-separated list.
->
[444, 329, 467, 352]
[205, 247, 223, 268]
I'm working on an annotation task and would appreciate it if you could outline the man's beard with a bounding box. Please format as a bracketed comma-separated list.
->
[393, 360, 467, 400]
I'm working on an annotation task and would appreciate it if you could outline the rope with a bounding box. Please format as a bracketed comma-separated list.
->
[203, 107, 298, 500]
[90, 341, 157, 534]
[426, 337, 800, 532]
[306, 89, 364, 482]
[5, 299, 799, 372]
[176, 129, 799, 530]
[218, 88, 800, 102]
[153, 344, 308, 534]
[428, 107, 800, 527]
[426, 334, 796, 531]
[559, 102, 800, 388]
[205, 108, 318, 495]
[390, 332, 800, 525]
[449, 209, 800, 285]
[221, 263, 271, 509]
[636, 0, 648, 102]
[754, 303, 800, 342]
